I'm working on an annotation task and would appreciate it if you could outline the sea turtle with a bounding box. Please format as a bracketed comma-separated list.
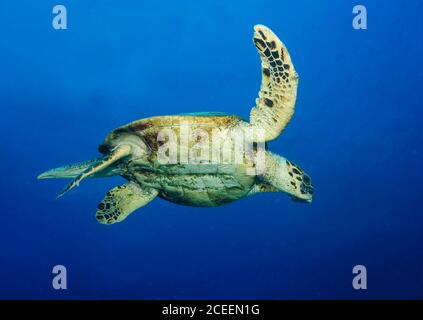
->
[38, 25, 313, 225]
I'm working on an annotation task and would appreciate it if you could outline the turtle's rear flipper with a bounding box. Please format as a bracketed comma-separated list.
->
[56, 144, 132, 198]
[96, 182, 158, 225]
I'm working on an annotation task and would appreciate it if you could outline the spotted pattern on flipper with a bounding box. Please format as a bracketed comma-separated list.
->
[250, 25, 299, 141]
[286, 160, 314, 197]
[96, 182, 158, 225]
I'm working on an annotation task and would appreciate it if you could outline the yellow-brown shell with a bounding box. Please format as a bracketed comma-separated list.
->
[99, 113, 245, 154]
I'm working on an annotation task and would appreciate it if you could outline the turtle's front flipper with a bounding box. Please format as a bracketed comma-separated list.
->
[96, 182, 158, 225]
[250, 25, 299, 141]
[262, 152, 313, 203]
[57, 144, 132, 198]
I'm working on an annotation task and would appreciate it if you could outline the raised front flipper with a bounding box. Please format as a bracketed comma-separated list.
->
[250, 25, 299, 141]
[96, 182, 158, 225]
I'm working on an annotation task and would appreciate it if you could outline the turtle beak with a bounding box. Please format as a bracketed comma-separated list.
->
[290, 195, 312, 204]
[289, 176, 314, 204]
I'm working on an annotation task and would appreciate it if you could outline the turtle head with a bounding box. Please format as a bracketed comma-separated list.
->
[263, 153, 313, 203]
[284, 160, 313, 203]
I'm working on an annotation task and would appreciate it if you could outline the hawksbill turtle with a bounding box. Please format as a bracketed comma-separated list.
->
[38, 25, 313, 225]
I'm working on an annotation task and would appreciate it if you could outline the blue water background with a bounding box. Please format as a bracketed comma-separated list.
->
[0, 0, 422, 299]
